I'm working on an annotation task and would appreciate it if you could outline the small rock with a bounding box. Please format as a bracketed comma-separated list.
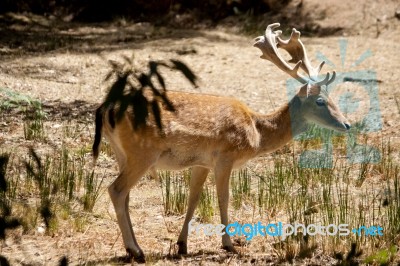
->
[37, 224, 46, 234]
[396, 10, 400, 20]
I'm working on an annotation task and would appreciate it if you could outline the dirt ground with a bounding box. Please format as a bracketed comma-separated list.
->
[0, 0, 400, 265]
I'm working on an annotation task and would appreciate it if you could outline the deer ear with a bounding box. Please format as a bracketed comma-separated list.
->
[297, 83, 310, 98]
[297, 83, 321, 98]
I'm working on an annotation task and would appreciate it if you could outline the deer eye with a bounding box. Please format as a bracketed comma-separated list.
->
[316, 98, 325, 106]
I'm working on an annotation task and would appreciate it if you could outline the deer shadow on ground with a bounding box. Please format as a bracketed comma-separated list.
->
[82, 249, 275, 265]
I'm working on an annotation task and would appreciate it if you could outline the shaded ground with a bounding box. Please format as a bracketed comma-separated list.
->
[0, 1, 400, 265]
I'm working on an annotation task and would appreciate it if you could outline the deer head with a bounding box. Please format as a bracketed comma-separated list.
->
[254, 23, 351, 133]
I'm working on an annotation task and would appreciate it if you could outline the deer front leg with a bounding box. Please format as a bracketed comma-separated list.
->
[214, 162, 237, 253]
[177, 166, 210, 254]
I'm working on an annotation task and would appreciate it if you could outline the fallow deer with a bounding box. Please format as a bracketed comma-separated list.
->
[92, 23, 351, 262]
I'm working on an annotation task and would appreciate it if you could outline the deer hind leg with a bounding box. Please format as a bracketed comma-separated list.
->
[177, 166, 210, 254]
[108, 153, 158, 262]
[214, 162, 237, 253]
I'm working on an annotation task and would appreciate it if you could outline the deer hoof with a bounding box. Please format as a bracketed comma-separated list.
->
[177, 241, 187, 255]
[126, 248, 146, 263]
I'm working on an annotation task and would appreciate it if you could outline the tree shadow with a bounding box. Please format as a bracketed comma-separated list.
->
[1, 98, 98, 122]
[0, 13, 229, 61]
[42, 99, 98, 121]
[81, 249, 268, 265]
[0, 10, 345, 62]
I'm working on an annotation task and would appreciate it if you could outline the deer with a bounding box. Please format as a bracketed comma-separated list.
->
[92, 23, 351, 262]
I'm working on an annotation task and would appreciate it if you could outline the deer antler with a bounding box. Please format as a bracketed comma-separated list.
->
[254, 23, 335, 85]
[276, 28, 324, 80]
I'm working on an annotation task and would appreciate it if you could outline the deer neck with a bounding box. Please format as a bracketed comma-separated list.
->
[255, 96, 308, 153]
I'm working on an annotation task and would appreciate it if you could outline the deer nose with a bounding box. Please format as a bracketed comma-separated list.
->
[344, 123, 351, 130]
